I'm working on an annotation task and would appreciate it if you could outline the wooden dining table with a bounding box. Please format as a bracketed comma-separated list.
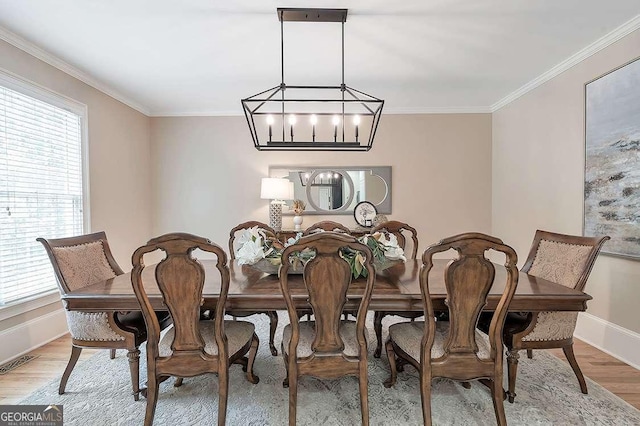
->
[61, 259, 591, 314]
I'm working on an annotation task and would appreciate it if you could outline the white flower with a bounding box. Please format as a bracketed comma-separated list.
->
[384, 245, 406, 262]
[379, 233, 406, 262]
[236, 226, 265, 247]
[236, 238, 266, 265]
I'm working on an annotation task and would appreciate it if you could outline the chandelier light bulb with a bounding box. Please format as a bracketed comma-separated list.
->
[332, 115, 340, 126]
[353, 115, 361, 125]
[310, 115, 318, 125]
[288, 115, 297, 125]
[266, 115, 274, 125]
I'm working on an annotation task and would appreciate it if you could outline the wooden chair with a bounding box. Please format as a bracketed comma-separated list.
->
[302, 220, 351, 235]
[384, 233, 519, 426]
[228, 221, 279, 356]
[37, 231, 171, 401]
[479, 230, 609, 403]
[279, 233, 375, 426]
[132, 233, 259, 426]
[370, 221, 419, 357]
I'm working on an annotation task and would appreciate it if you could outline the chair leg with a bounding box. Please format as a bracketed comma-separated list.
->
[218, 365, 229, 426]
[420, 370, 432, 426]
[245, 333, 260, 384]
[144, 374, 159, 426]
[373, 311, 384, 358]
[527, 349, 533, 359]
[359, 363, 370, 426]
[59, 345, 82, 395]
[491, 378, 507, 426]
[506, 349, 519, 403]
[127, 348, 141, 401]
[174, 377, 184, 387]
[266, 311, 278, 356]
[563, 344, 588, 394]
[383, 339, 398, 388]
[110, 348, 116, 359]
[288, 369, 298, 426]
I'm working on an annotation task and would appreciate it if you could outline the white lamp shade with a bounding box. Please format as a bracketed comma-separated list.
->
[261, 178, 292, 200]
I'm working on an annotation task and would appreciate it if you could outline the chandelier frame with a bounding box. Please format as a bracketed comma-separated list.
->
[241, 8, 384, 151]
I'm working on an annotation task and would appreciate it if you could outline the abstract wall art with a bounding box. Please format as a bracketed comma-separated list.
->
[584, 57, 640, 258]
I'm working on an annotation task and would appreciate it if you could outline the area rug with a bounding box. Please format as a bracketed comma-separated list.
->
[19, 313, 640, 425]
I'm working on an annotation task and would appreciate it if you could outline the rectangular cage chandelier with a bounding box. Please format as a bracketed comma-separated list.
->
[241, 8, 384, 151]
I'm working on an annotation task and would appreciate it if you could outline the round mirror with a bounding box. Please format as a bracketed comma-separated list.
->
[305, 170, 355, 212]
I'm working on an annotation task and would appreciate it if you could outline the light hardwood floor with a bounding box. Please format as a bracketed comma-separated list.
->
[1, 335, 638, 410]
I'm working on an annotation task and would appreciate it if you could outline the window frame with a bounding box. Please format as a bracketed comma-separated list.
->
[0, 67, 90, 318]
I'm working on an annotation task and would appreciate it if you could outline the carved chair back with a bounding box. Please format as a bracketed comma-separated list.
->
[302, 221, 351, 236]
[371, 220, 419, 259]
[279, 233, 375, 359]
[228, 221, 276, 260]
[131, 233, 230, 370]
[421, 233, 518, 375]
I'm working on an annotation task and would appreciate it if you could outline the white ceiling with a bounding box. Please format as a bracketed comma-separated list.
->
[0, 0, 639, 115]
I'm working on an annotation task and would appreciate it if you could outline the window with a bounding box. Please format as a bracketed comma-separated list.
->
[0, 72, 87, 306]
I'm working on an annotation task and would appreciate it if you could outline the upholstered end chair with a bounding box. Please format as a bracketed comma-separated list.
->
[478, 230, 609, 403]
[384, 233, 519, 426]
[38, 232, 171, 401]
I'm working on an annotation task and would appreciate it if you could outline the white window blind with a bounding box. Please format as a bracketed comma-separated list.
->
[0, 80, 84, 305]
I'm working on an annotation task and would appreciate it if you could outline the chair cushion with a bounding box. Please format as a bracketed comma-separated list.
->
[66, 311, 126, 342]
[389, 321, 491, 361]
[282, 321, 366, 357]
[158, 320, 254, 357]
[520, 311, 578, 342]
[52, 241, 116, 291]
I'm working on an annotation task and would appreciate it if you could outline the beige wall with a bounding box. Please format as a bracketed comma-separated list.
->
[0, 40, 153, 330]
[492, 29, 640, 333]
[150, 114, 493, 253]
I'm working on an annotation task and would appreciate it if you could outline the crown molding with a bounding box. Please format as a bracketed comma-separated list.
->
[149, 105, 492, 117]
[383, 106, 492, 114]
[0, 25, 150, 115]
[491, 14, 640, 112]
[149, 110, 243, 117]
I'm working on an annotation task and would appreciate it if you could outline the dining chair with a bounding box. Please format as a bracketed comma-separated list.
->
[370, 220, 419, 357]
[302, 220, 351, 235]
[479, 229, 609, 403]
[131, 233, 259, 426]
[384, 233, 519, 426]
[279, 233, 375, 426]
[228, 221, 279, 356]
[37, 231, 171, 401]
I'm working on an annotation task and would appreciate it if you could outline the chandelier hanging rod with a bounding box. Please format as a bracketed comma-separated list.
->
[278, 8, 347, 88]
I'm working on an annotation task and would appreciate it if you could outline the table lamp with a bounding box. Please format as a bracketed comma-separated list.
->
[260, 178, 293, 231]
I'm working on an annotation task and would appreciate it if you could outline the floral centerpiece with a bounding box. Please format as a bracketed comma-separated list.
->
[235, 226, 406, 279]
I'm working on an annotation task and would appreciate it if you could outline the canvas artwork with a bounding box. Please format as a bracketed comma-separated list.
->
[584, 57, 640, 258]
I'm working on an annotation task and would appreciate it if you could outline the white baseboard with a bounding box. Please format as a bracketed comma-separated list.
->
[575, 312, 640, 370]
[0, 308, 69, 365]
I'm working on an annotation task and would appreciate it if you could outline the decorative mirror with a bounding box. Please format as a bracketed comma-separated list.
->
[269, 166, 392, 215]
